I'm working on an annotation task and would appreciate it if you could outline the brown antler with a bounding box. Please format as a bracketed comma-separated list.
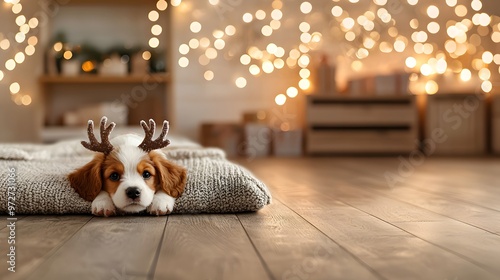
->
[81, 117, 116, 155]
[138, 119, 170, 152]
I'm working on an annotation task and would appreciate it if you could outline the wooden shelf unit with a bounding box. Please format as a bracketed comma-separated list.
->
[38, 2, 173, 142]
[39, 73, 170, 84]
[306, 95, 418, 154]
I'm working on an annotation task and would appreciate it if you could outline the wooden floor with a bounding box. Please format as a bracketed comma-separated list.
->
[1, 157, 500, 280]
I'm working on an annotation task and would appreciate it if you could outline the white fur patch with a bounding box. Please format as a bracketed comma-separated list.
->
[107, 135, 156, 212]
[92, 191, 116, 217]
[147, 190, 176, 216]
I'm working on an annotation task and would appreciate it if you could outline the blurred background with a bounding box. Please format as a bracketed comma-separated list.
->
[0, 0, 499, 157]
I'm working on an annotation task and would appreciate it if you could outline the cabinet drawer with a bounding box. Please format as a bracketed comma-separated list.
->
[308, 104, 415, 126]
[307, 130, 416, 154]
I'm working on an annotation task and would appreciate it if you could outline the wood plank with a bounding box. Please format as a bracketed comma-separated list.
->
[0, 216, 27, 230]
[26, 216, 166, 280]
[369, 185, 500, 234]
[339, 158, 500, 212]
[241, 158, 499, 279]
[154, 214, 270, 280]
[299, 207, 496, 280]
[313, 158, 500, 234]
[237, 200, 381, 280]
[0, 216, 91, 280]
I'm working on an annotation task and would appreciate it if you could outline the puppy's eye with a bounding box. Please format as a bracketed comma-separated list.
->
[109, 172, 120, 181]
[142, 171, 152, 179]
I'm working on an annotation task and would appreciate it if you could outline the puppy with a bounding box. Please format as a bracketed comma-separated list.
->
[68, 117, 186, 216]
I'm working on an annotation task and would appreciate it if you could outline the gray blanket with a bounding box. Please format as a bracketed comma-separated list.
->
[0, 141, 271, 214]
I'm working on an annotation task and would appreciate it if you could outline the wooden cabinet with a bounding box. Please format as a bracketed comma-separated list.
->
[306, 96, 418, 154]
[426, 93, 486, 155]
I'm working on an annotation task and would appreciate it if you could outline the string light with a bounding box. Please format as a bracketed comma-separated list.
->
[171, 0, 498, 104]
[275, 94, 286, 105]
[235, 77, 247, 88]
[286, 87, 298, 98]
[204, 70, 214, 81]
[10, 82, 20, 94]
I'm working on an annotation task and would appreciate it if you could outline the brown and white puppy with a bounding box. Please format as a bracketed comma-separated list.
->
[69, 118, 186, 216]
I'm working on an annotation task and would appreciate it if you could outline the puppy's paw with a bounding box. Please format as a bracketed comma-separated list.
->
[92, 191, 116, 217]
[147, 191, 175, 216]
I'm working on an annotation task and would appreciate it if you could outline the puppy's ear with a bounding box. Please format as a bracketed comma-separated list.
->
[68, 154, 104, 201]
[150, 152, 187, 198]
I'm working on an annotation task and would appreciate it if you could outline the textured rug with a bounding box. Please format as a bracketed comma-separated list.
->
[0, 140, 271, 214]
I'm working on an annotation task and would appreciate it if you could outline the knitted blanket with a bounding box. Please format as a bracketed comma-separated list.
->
[0, 140, 271, 214]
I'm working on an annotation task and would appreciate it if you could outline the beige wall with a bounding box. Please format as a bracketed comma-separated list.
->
[0, 1, 43, 142]
[1, 1, 499, 142]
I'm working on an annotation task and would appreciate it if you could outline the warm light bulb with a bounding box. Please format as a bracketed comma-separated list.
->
[240, 54, 251, 65]
[28, 18, 38, 28]
[21, 95, 32, 106]
[271, 9, 283, 20]
[10, 82, 20, 94]
[425, 80, 439, 94]
[460, 69, 472, 81]
[5, 59, 16, 71]
[0, 39, 11, 50]
[275, 94, 286, 105]
[157, 0, 168, 10]
[15, 32, 25, 43]
[299, 79, 311, 90]
[148, 10, 159, 21]
[214, 39, 225, 50]
[178, 57, 189, 67]
[149, 37, 160, 48]
[235, 77, 247, 88]
[179, 44, 189, 55]
[225, 25, 236, 36]
[205, 48, 217, 59]
[479, 68, 491, 80]
[262, 61, 274, 73]
[204, 70, 214, 81]
[300, 2, 312, 14]
[299, 22, 310, 33]
[331, 6, 343, 17]
[427, 5, 439, 19]
[261, 25, 273, 36]
[405, 57, 417, 68]
[286, 87, 298, 98]
[249, 65, 261, 76]
[53, 42, 63, 52]
[63, 50, 73, 60]
[15, 15, 26, 26]
[14, 52, 25, 64]
[482, 51, 493, 64]
[151, 25, 162, 36]
[299, 68, 310, 79]
[243, 13, 253, 23]
[255, 10, 266, 20]
[142, 51, 152, 60]
[12, 3, 22, 14]
[190, 21, 202, 33]
[189, 39, 199, 49]
[481, 80, 492, 92]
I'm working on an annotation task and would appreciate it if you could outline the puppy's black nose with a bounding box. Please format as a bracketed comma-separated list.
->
[126, 187, 141, 199]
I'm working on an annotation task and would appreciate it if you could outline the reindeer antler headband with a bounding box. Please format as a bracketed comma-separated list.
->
[81, 117, 170, 155]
